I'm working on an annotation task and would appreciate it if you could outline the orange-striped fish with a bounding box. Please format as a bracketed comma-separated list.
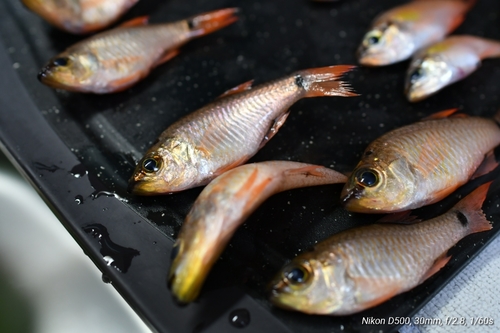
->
[128, 65, 357, 195]
[22, 0, 139, 34]
[38, 9, 238, 93]
[406, 35, 500, 102]
[357, 0, 476, 66]
[341, 109, 500, 213]
[270, 182, 492, 315]
[168, 161, 347, 303]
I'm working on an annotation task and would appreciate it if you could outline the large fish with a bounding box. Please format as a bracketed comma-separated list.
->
[357, 0, 476, 66]
[168, 161, 347, 304]
[22, 0, 139, 34]
[128, 65, 357, 195]
[270, 182, 492, 315]
[38, 8, 238, 93]
[406, 35, 500, 102]
[341, 109, 500, 213]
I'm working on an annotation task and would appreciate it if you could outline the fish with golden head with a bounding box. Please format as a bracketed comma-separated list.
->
[128, 65, 357, 195]
[168, 161, 347, 304]
[38, 8, 238, 93]
[406, 35, 500, 102]
[22, 0, 139, 34]
[357, 0, 476, 66]
[341, 109, 500, 213]
[270, 182, 492, 315]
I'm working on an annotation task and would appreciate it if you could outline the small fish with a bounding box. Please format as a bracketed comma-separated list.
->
[168, 161, 347, 303]
[128, 65, 357, 195]
[270, 182, 492, 315]
[406, 35, 500, 102]
[38, 9, 238, 93]
[22, 0, 139, 34]
[357, 0, 476, 66]
[341, 109, 500, 213]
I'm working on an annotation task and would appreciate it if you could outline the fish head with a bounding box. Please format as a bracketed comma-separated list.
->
[128, 142, 197, 195]
[405, 54, 456, 102]
[38, 52, 99, 92]
[270, 256, 346, 314]
[357, 21, 414, 66]
[341, 158, 415, 213]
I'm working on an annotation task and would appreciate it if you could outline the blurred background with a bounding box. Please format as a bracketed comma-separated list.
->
[0, 151, 150, 333]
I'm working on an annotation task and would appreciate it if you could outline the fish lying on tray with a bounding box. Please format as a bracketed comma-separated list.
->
[405, 35, 500, 102]
[128, 65, 357, 195]
[270, 182, 492, 315]
[168, 161, 347, 304]
[38, 8, 238, 93]
[357, 0, 476, 66]
[341, 109, 500, 213]
[22, 0, 139, 34]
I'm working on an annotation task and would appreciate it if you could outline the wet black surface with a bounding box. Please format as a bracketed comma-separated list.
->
[0, 0, 499, 333]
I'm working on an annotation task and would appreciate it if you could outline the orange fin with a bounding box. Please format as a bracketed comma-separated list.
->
[432, 185, 459, 203]
[218, 80, 254, 99]
[213, 156, 250, 176]
[352, 276, 403, 310]
[453, 182, 493, 234]
[419, 253, 451, 284]
[188, 8, 239, 38]
[153, 49, 180, 67]
[119, 16, 149, 28]
[377, 211, 421, 224]
[422, 108, 460, 120]
[258, 112, 290, 149]
[471, 150, 498, 179]
[297, 65, 358, 98]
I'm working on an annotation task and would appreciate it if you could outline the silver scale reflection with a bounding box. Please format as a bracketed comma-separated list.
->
[0, 151, 150, 333]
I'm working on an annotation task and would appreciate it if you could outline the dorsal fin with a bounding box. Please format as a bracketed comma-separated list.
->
[422, 108, 463, 120]
[119, 16, 149, 28]
[218, 80, 254, 99]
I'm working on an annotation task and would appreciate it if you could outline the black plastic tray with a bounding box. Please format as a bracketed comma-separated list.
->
[0, 1, 499, 332]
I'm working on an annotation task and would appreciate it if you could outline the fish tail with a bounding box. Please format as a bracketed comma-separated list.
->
[295, 65, 358, 98]
[453, 182, 493, 234]
[187, 8, 239, 38]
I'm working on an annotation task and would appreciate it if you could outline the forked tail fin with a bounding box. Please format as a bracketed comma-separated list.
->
[453, 182, 493, 234]
[187, 8, 239, 38]
[295, 65, 358, 98]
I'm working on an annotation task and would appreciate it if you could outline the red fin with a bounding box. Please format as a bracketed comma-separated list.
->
[297, 65, 358, 98]
[422, 108, 460, 120]
[433, 185, 460, 203]
[377, 211, 421, 224]
[471, 150, 498, 180]
[453, 182, 493, 234]
[218, 80, 254, 99]
[119, 16, 149, 28]
[154, 49, 180, 67]
[258, 112, 290, 149]
[188, 8, 239, 38]
[419, 253, 451, 284]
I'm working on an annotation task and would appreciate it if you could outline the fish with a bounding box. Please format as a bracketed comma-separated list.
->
[341, 109, 500, 213]
[270, 182, 492, 315]
[168, 161, 347, 304]
[21, 0, 139, 34]
[357, 0, 476, 66]
[37, 8, 238, 93]
[128, 65, 357, 195]
[405, 35, 500, 102]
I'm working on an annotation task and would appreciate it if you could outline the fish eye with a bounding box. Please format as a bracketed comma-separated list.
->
[142, 156, 161, 173]
[52, 57, 69, 67]
[365, 31, 382, 46]
[355, 169, 379, 187]
[284, 265, 310, 285]
[410, 67, 424, 83]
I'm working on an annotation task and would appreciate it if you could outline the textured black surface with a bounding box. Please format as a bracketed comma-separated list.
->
[0, 1, 499, 332]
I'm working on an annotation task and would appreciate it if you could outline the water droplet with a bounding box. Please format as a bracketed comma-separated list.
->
[102, 274, 112, 284]
[70, 164, 88, 178]
[75, 195, 84, 205]
[229, 309, 250, 328]
[103, 255, 115, 266]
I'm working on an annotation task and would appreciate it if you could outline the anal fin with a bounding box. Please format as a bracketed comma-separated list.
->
[471, 150, 498, 179]
[418, 253, 451, 284]
[258, 112, 290, 149]
[153, 49, 180, 67]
